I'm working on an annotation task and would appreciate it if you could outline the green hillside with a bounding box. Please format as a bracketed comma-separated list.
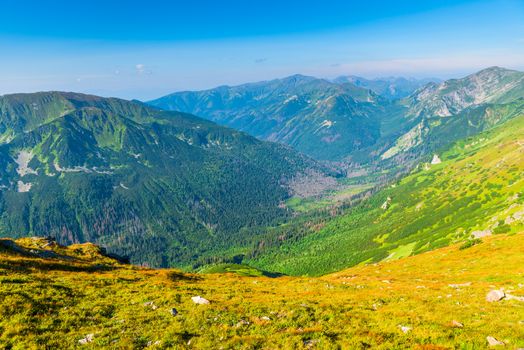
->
[247, 111, 524, 275]
[0, 92, 336, 267]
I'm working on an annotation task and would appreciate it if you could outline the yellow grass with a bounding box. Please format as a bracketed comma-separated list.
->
[1, 234, 523, 349]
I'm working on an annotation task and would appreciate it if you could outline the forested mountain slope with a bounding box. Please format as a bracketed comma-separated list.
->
[0, 92, 335, 267]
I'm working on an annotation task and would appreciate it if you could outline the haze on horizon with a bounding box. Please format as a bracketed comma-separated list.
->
[0, 0, 523, 100]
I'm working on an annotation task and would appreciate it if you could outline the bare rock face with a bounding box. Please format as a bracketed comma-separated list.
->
[486, 290, 506, 302]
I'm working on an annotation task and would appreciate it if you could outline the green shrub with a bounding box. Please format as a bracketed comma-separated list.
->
[459, 238, 482, 250]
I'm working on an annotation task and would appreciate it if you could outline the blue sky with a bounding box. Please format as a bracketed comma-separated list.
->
[0, 0, 523, 100]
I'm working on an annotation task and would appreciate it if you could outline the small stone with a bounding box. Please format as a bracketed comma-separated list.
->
[506, 293, 524, 302]
[486, 290, 506, 302]
[303, 339, 319, 348]
[235, 319, 250, 327]
[78, 334, 94, 345]
[451, 320, 464, 328]
[399, 325, 411, 333]
[431, 154, 442, 164]
[486, 336, 505, 346]
[191, 296, 210, 305]
[170, 308, 178, 316]
[143, 301, 157, 309]
[448, 282, 472, 289]
[260, 316, 271, 321]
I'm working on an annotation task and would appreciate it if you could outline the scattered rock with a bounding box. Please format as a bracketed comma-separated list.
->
[303, 339, 319, 348]
[451, 320, 464, 328]
[472, 229, 492, 239]
[170, 308, 178, 316]
[486, 290, 506, 302]
[143, 301, 158, 310]
[381, 197, 392, 210]
[431, 154, 442, 164]
[260, 316, 271, 321]
[448, 282, 472, 289]
[191, 296, 210, 305]
[78, 334, 94, 345]
[399, 325, 411, 334]
[486, 336, 505, 346]
[235, 319, 250, 327]
[506, 294, 524, 302]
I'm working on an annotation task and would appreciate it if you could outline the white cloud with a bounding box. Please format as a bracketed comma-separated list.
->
[135, 64, 145, 74]
[135, 64, 152, 76]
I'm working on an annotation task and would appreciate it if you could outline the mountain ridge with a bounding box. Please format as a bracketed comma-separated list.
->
[149, 75, 388, 161]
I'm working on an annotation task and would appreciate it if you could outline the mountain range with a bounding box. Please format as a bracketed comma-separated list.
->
[150, 67, 524, 167]
[0, 66, 523, 271]
[150, 75, 389, 161]
[332, 75, 438, 99]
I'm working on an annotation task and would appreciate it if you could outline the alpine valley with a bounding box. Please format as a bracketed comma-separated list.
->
[2, 66, 524, 349]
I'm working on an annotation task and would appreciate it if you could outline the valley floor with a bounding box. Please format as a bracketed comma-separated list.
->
[1, 234, 523, 349]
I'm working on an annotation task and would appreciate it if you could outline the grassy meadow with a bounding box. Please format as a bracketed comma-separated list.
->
[1, 234, 523, 349]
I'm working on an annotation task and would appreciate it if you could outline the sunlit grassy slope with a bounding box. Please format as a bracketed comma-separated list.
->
[1, 235, 523, 349]
[247, 113, 524, 276]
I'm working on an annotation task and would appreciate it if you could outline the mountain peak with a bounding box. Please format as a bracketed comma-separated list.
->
[477, 65, 511, 73]
[470, 66, 522, 79]
[279, 74, 317, 84]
